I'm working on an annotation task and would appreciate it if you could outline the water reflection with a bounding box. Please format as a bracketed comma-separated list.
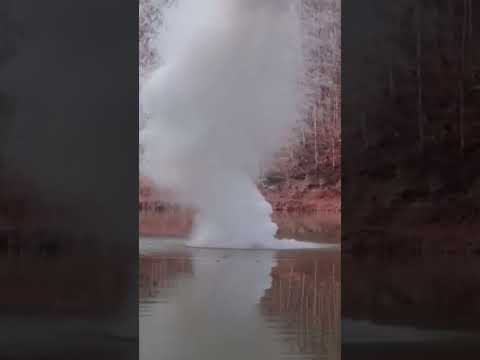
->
[342, 255, 480, 359]
[262, 253, 340, 358]
[342, 255, 480, 332]
[139, 253, 193, 304]
[139, 238, 340, 360]
[0, 252, 137, 359]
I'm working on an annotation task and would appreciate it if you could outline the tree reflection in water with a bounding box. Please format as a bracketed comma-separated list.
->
[261, 252, 340, 359]
[139, 247, 339, 360]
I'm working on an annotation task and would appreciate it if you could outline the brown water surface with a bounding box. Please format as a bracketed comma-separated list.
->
[139, 237, 340, 360]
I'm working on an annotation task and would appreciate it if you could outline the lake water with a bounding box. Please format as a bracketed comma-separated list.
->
[139, 237, 340, 360]
[342, 255, 480, 359]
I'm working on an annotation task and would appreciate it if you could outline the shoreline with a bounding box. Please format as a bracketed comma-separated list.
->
[139, 185, 341, 242]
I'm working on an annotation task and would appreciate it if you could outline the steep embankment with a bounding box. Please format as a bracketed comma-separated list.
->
[341, 1, 480, 254]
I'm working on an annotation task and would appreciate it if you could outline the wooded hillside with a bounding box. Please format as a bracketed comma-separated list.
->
[139, 0, 341, 213]
[343, 0, 480, 252]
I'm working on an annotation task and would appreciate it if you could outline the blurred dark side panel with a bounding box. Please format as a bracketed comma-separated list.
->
[0, 1, 138, 359]
[342, 0, 480, 358]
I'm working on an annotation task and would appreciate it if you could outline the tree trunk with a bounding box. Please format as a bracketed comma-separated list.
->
[389, 55, 395, 98]
[459, 0, 468, 154]
[313, 105, 319, 172]
[301, 126, 306, 148]
[331, 136, 335, 169]
[361, 111, 369, 149]
[468, 0, 474, 80]
[416, 3, 424, 154]
[459, 80, 465, 154]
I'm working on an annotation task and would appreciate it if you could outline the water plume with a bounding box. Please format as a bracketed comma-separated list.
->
[140, 0, 327, 249]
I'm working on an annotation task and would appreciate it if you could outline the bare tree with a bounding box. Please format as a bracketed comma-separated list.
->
[298, 0, 341, 176]
[459, 0, 468, 154]
[416, 2, 425, 154]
